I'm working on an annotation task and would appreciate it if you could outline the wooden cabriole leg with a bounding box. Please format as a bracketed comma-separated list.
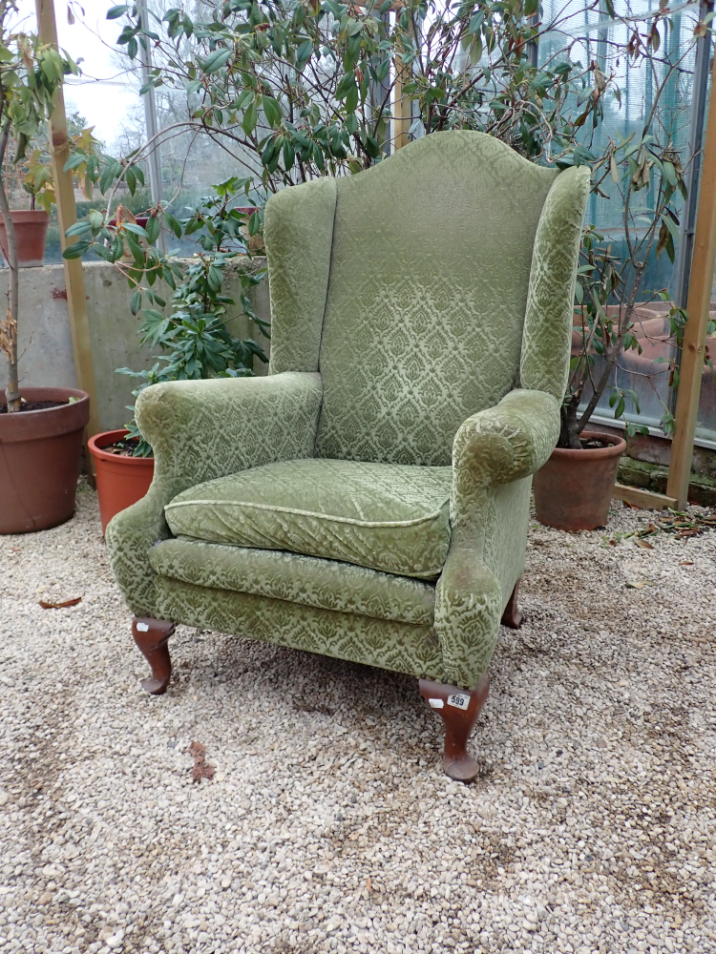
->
[132, 617, 175, 695]
[419, 674, 490, 783]
[501, 579, 524, 629]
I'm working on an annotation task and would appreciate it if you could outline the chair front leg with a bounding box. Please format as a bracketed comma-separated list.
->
[501, 579, 524, 629]
[132, 617, 175, 695]
[419, 674, 490, 782]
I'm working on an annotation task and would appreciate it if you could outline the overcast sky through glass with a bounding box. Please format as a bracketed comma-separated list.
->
[14, 0, 137, 150]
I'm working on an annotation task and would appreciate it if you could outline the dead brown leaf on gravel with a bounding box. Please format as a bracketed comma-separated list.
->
[38, 597, 82, 609]
[189, 741, 215, 782]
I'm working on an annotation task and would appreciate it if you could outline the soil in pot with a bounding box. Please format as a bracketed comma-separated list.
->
[0, 210, 50, 267]
[0, 387, 90, 534]
[88, 430, 154, 534]
[533, 430, 626, 532]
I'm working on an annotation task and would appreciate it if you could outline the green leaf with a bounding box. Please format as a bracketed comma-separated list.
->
[163, 211, 182, 238]
[262, 96, 282, 128]
[130, 290, 142, 315]
[296, 39, 313, 65]
[124, 223, 149, 239]
[662, 213, 680, 243]
[93, 243, 115, 263]
[107, 5, 130, 19]
[345, 82, 358, 113]
[63, 153, 86, 172]
[145, 215, 160, 244]
[336, 72, 357, 100]
[242, 100, 258, 135]
[282, 139, 295, 170]
[125, 232, 144, 262]
[65, 221, 93, 237]
[207, 265, 223, 292]
[662, 160, 677, 186]
[62, 241, 90, 260]
[203, 48, 233, 74]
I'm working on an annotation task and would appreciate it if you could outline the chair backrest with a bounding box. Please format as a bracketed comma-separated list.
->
[265, 131, 588, 466]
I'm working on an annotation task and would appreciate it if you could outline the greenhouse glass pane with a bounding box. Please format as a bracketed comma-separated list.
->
[539, 0, 704, 434]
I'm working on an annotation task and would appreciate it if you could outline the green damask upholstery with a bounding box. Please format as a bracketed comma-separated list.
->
[314, 132, 558, 465]
[149, 539, 436, 625]
[164, 458, 452, 579]
[106, 130, 590, 695]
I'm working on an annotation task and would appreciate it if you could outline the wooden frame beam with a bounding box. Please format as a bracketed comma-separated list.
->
[392, 59, 411, 151]
[35, 0, 100, 451]
[666, 41, 716, 509]
[613, 484, 678, 511]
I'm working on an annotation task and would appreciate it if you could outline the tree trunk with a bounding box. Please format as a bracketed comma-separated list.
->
[0, 125, 20, 412]
[560, 391, 583, 449]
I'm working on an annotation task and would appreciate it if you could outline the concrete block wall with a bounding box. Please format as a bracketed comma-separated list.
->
[0, 259, 271, 433]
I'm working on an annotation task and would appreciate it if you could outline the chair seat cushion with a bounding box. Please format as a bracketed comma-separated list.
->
[164, 458, 453, 579]
[149, 538, 436, 625]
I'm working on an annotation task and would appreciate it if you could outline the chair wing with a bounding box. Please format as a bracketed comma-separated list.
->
[264, 176, 337, 375]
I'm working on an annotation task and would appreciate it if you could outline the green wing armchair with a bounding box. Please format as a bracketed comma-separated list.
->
[106, 131, 589, 781]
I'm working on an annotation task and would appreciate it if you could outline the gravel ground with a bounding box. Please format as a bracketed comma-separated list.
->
[1, 482, 715, 954]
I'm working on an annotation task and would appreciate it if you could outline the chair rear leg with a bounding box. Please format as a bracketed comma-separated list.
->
[501, 579, 524, 629]
[132, 617, 175, 695]
[419, 674, 490, 782]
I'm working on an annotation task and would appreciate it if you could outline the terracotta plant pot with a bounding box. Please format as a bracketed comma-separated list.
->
[0, 386, 90, 534]
[533, 430, 627, 531]
[88, 430, 154, 534]
[0, 210, 50, 267]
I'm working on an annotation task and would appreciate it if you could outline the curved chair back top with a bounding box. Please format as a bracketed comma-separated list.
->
[265, 131, 588, 466]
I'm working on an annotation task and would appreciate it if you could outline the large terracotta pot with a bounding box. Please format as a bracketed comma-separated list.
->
[0, 387, 90, 534]
[0, 210, 49, 267]
[533, 430, 627, 531]
[88, 430, 154, 534]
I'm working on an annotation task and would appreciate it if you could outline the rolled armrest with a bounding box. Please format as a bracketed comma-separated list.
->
[106, 372, 323, 616]
[137, 372, 323, 490]
[434, 389, 559, 684]
[451, 388, 559, 542]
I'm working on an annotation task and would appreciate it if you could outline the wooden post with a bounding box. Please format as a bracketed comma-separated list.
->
[35, 0, 100, 451]
[666, 45, 716, 509]
[393, 59, 410, 151]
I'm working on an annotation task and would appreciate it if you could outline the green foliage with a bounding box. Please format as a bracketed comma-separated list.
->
[565, 132, 692, 448]
[0, 6, 78, 408]
[68, 176, 268, 455]
[68, 0, 705, 447]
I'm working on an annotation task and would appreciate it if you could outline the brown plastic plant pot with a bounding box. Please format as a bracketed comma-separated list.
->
[0, 387, 90, 534]
[0, 210, 49, 267]
[532, 430, 627, 532]
[88, 430, 154, 534]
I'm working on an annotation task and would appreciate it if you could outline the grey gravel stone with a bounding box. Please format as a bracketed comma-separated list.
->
[0, 484, 714, 953]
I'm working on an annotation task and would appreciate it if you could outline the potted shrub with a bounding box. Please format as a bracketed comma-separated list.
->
[533, 158, 692, 533]
[72, 180, 268, 532]
[0, 146, 52, 267]
[533, 95, 699, 531]
[0, 13, 90, 534]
